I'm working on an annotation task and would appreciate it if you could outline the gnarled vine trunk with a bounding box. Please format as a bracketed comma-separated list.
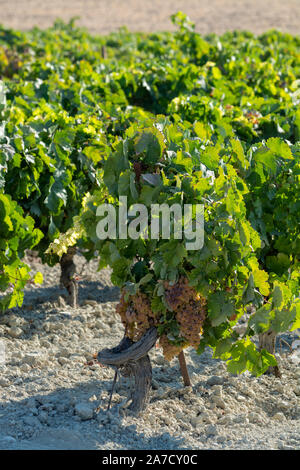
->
[59, 246, 78, 308]
[97, 327, 158, 415]
[259, 330, 281, 378]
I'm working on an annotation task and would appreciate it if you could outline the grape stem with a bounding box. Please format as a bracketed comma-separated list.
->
[178, 351, 191, 386]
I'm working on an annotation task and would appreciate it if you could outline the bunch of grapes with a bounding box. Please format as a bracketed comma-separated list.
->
[162, 277, 207, 358]
[116, 277, 207, 361]
[158, 334, 183, 362]
[116, 290, 158, 341]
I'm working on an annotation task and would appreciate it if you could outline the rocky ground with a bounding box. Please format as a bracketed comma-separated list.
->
[0, 0, 299, 36]
[0, 253, 299, 450]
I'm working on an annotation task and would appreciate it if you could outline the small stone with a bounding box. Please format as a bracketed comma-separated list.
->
[277, 400, 291, 412]
[97, 412, 108, 424]
[0, 378, 9, 387]
[57, 296, 67, 307]
[49, 322, 61, 332]
[43, 324, 51, 333]
[154, 355, 166, 366]
[243, 388, 255, 399]
[227, 377, 238, 387]
[190, 416, 202, 427]
[275, 383, 285, 393]
[58, 357, 69, 366]
[289, 351, 300, 365]
[7, 316, 22, 327]
[56, 403, 69, 413]
[206, 376, 224, 386]
[0, 315, 9, 326]
[236, 394, 246, 402]
[163, 416, 173, 426]
[8, 327, 23, 338]
[212, 385, 223, 396]
[96, 320, 109, 331]
[75, 402, 94, 420]
[25, 398, 37, 408]
[0, 436, 16, 445]
[175, 411, 185, 421]
[293, 386, 300, 396]
[106, 411, 117, 423]
[20, 364, 31, 373]
[197, 405, 207, 414]
[93, 307, 104, 317]
[83, 300, 98, 307]
[200, 412, 214, 424]
[218, 414, 233, 425]
[70, 354, 86, 364]
[272, 412, 286, 422]
[151, 379, 159, 390]
[36, 395, 52, 405]
[38, 411, 48, 424]
[248, 412, 265, 425]
[232, 414, 249, 424]
[278, 444, 296, 450]
[23, 416, 40, 427]
[159, 375, 173, 383]
[59, 348, 71, 358]
[206, 424, 218, 436]
[212, 396, 226, 409]
[14, 377, 23, 385]
[40, 339, 51, 349]
[52, 335, 60, 344]
[148, 414, 156, 425]
[13, 351, 23, 360]
[23, 352, 43, 366]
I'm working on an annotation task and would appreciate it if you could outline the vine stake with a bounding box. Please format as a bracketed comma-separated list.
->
[178, 350, 191, 387]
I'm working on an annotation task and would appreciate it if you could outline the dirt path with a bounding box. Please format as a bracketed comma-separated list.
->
[0, 0, 299, 36]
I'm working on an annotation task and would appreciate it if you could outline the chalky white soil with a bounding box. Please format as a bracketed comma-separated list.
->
[0, 253, 299, 450]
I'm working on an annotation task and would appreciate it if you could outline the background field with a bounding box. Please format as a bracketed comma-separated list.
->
[0, 0, 300, 35]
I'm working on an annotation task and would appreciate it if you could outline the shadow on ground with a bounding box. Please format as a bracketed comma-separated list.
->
[21, 279, 120, 307]
[0, 375, 186, 450]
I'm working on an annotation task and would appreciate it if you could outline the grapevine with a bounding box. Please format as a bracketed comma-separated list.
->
[162, 277, 207, 358]
[0, 13, 298, 385]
